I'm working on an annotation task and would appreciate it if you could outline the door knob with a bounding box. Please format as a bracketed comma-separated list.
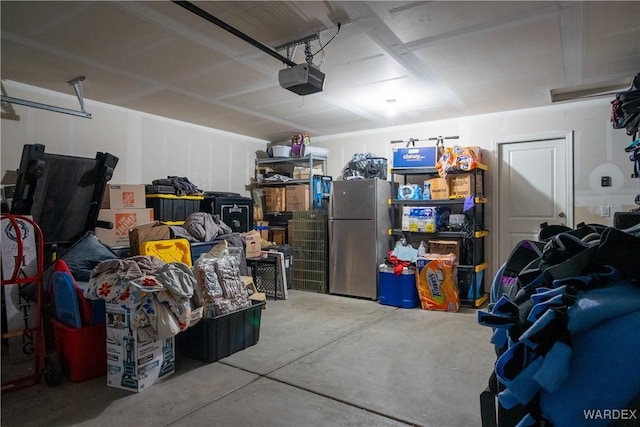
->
[558, 212, 566, 218]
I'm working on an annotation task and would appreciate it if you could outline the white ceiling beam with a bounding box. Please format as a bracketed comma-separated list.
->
[116, 1, 380, 124]
[341, 2, 469, 113]
[558, 2, 585, 84]
[402, 2, 562, 51]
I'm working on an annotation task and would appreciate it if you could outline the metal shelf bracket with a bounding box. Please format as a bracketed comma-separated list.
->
[1, 76, 92, 119]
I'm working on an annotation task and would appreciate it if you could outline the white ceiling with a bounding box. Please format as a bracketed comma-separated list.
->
[2, 1, 639, 142]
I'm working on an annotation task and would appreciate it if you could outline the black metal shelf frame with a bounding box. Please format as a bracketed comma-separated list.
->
[390, 166, 489, 308]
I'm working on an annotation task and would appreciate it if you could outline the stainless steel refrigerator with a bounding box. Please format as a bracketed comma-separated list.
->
[329, 179, 394, 299]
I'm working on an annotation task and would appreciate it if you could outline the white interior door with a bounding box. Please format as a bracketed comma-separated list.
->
[496, 133, 573, 265]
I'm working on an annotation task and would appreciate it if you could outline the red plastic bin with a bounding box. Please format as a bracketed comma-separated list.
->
[52, 320, 107, 382]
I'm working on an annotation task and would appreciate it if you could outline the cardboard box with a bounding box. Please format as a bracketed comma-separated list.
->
[243, 230, 262, 259]
[392, 146, 438, 168]
[428, 239, 461, 261]
[271, 228, 286, 245]
[448, 173, 483, 198]
[102, 184, 147, 209]
[105, 303, 175, 392]
[241, 276, 267, 304]
[425, 178, 450, 200]
[264, 187, 286, 212]
[293, 166, 324, 179]
[286, 184, 310, 211]
[255, 220, 269, 241]
[129, 221, 171, 255]
[95, 208, 154, 247]
[255, 166, 276, 183]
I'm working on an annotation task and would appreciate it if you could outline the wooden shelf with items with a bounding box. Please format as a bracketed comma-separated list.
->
[390, 165, 488, 308]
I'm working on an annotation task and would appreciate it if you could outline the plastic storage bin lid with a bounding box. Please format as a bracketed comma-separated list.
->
[379, 264, 414, 275]
[145, 194, 204, 200]
[140, 238, 193, 266]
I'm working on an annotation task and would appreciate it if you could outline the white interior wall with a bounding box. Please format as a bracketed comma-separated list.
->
[313, 97, 638, 220]
[3, 81, 637, 288]
[1, 80, 266, 196]
[312, 98, 638, 281]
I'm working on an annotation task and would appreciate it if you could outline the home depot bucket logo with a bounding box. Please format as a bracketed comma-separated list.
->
[115, 212, 138, 236]
[121, 191, 136, 208]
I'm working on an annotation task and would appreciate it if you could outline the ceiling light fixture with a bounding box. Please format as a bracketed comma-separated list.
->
[385, 98, 398, 117]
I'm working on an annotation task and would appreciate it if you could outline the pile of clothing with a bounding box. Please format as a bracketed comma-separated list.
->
[84, 238, 255, 341]
[342, 153, 387, 180]
[84, 256, 196, 339]
[478, 223, 640, 426]
[611, 72, 640, 137]
[151, 176, 201, 196]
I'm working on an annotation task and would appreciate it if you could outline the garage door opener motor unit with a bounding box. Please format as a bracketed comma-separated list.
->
[278, 63, 325, 96]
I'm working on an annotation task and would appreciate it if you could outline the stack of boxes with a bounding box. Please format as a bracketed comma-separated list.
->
[264, 183, 328, 213]
[95, 185, 174, 392]
[422, 172, 483, 200]
[261, 176, 331, 245]
[80, 184, 272, 392]
[96, 184, 154, 248]
[285, 185, 310, 211]
[264, 188, 286, 212]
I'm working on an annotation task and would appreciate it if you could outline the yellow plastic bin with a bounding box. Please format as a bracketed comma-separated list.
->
[140, 238, 193, 266]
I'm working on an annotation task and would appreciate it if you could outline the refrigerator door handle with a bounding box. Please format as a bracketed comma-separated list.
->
[328, 186, 334, 219]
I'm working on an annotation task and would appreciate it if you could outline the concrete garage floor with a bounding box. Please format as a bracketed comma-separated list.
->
[1, 290, 495, 427]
